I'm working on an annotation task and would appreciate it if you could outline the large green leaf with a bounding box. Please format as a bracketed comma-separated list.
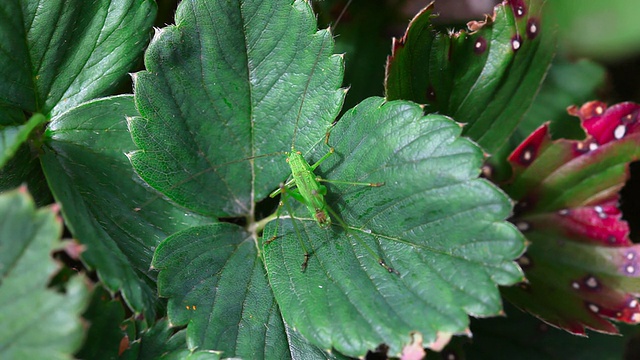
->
[41, 95, 213, 318]
[132, 0, 525, 357]
[0, 0, 156, 117]
[385, 0, 556, 153]
[262, 97, 524, 355]
[0, 187, 90, 359]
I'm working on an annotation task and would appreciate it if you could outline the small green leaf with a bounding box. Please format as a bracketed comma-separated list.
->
[42, 95, 213, 318]
[385, 0, 556, 153]
[0, 113, 46, 168]
[152, 222, 369, 359]
[0, 187, 90, 359]
[153, 223, 291, 358]
[0, 0, 156, 117]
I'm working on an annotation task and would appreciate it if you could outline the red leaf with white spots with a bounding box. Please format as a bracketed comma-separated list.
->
[502, 101, 640, 335]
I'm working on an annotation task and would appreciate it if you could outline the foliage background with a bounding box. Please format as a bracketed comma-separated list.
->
[2, 0, 640, 358]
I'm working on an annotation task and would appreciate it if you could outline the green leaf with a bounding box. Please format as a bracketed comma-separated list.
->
[0, 113, 46, 168]
[0, 187, 90, 359]
[131, 0, 525, 357]
[385, 0, 556, 153]
[0, 0, 156, 117]
[152, 223, 372, 359]
[152, 223, 294, 358]
[42, 95, 213, 318]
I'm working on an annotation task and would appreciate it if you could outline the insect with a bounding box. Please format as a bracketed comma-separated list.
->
[264, 135, 397, 273]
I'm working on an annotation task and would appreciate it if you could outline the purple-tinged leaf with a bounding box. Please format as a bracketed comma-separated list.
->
[502, 101, 640, 334]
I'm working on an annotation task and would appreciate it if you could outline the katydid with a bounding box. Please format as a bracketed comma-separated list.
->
[264, 130, 396, 273]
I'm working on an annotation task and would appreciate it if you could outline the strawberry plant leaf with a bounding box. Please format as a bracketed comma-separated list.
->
[0, 187, 90, 359]
[41, 95, 213, 318]
[152, 223, 288, 358]
[385, 0, 556, 153]
[502, 101, 640, 334]
[0, 0, 156, 117]
[263, 97, 524, 356]
[152, 223, 345, 359]
[132, 0, 525, 357]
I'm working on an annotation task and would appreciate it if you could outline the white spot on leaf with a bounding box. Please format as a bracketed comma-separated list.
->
[614, 124, 626, 139]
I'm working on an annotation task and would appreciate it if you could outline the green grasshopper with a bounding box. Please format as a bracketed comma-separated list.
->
[265, 132, 398, 274]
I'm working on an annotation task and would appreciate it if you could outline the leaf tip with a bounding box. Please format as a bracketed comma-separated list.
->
[63, 240, 87, 261]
